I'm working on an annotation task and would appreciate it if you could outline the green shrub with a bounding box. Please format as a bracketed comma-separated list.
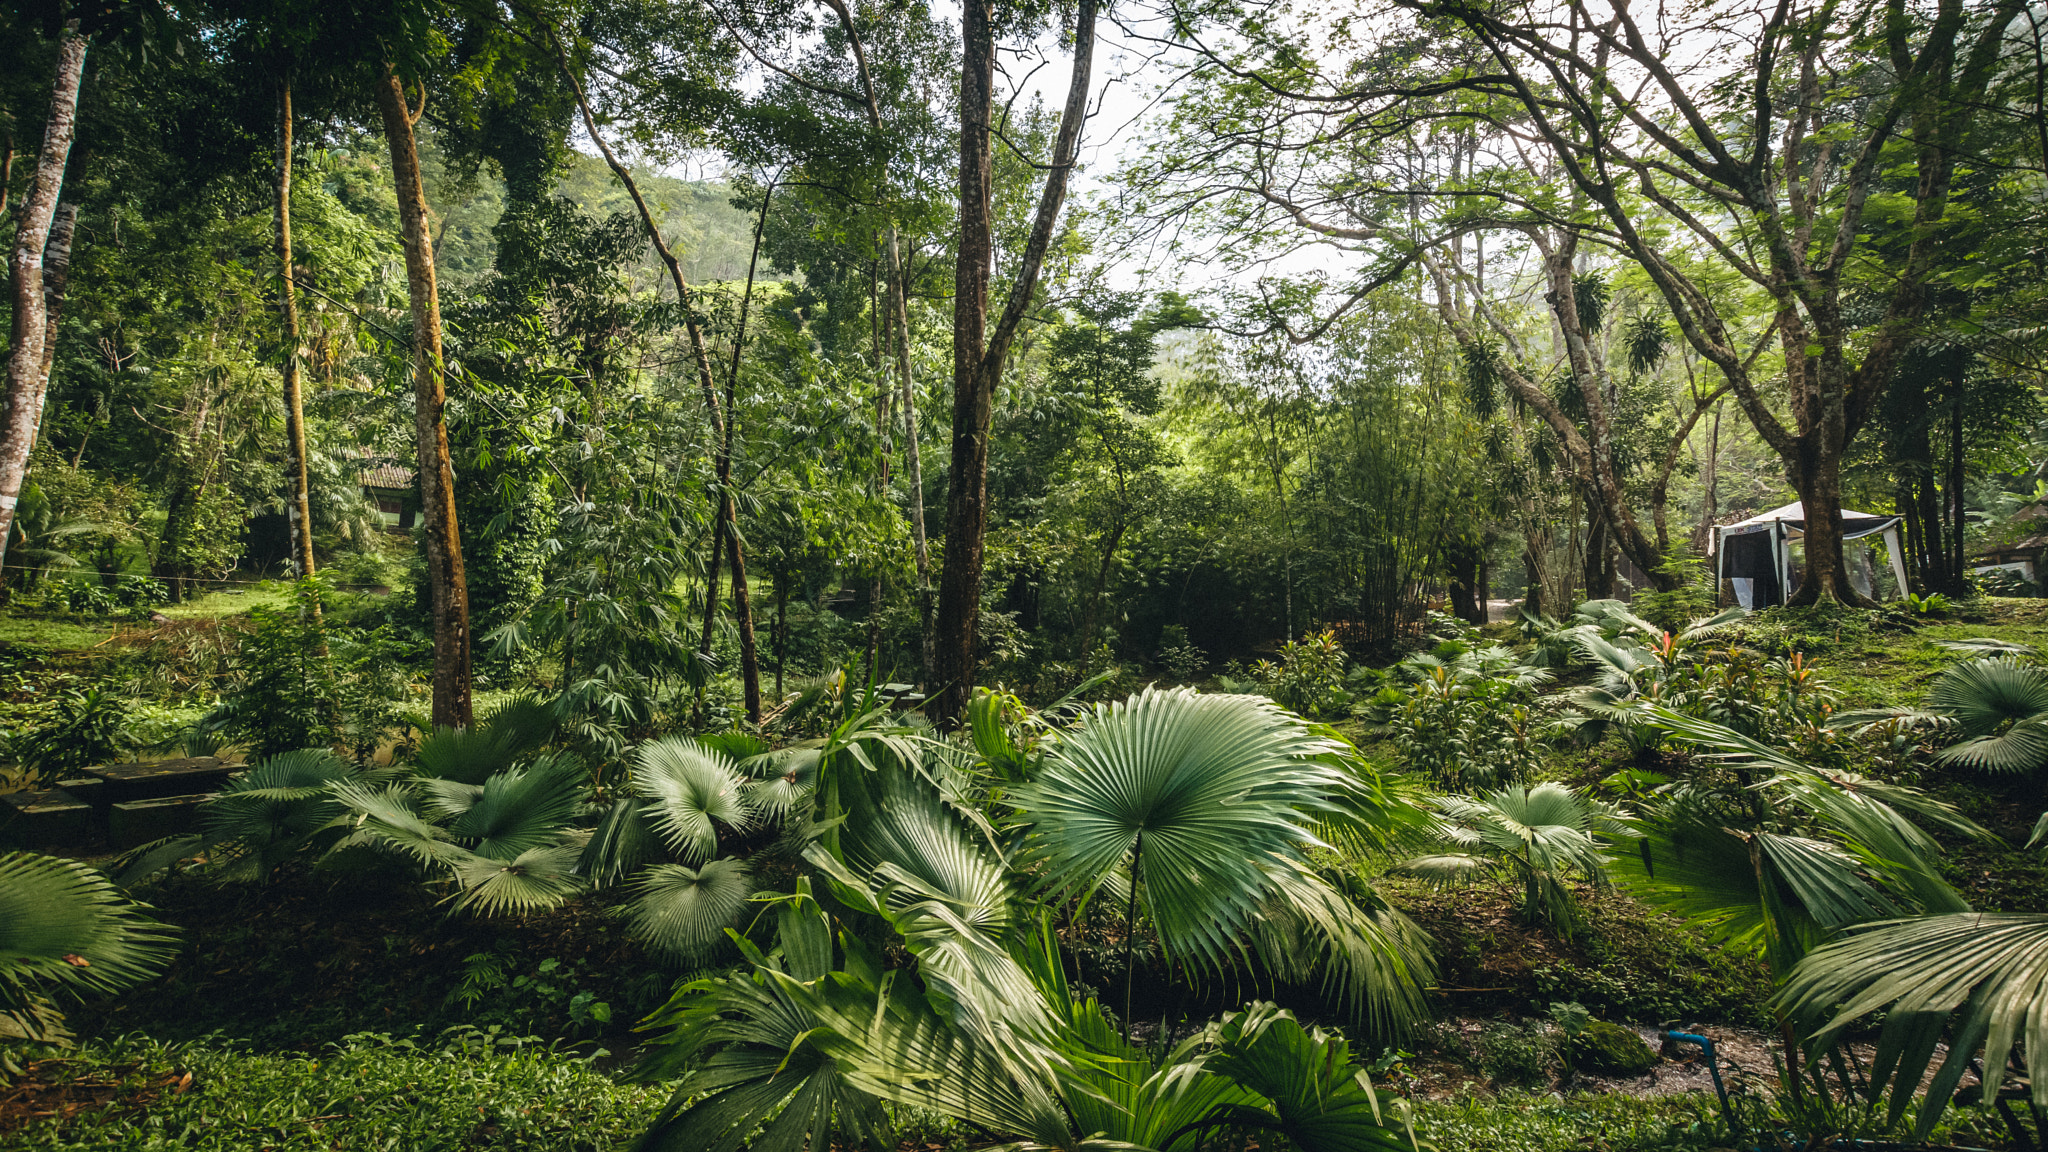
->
[1568, 1020, 1658, 1077]
[9, 687, 133, 786]
[1368, 642, 1552, 788]
[208, 577, 415, 761]
[4, 1031, 663, 1150]
[1476, 1020, 1554, 1087]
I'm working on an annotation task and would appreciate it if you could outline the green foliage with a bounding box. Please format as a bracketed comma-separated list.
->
[1566, 1020, 1657, 1077]
[1245, 629, 1353, 717]
[1369, 642, 1552, 789]
[210, 579, 415, 761]
[1920, 656, 2048, 773]
[8, 687, 134, 786]
[1629, 549, 1715, 635]
[1017, 686, 1436, 1033]
[4, 1032, 662, 1150]
[1616, 707, 1982, 978]
[0, 851, 177, 1058]
[1410, 1093, 1733, 1152]
[1398, 782, 1631, 939]
[1476, 1020, 1554, 1087]
[1776, 911, 2048, 1140]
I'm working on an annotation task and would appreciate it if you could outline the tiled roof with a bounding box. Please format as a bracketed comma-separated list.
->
[359, 463, 415, 489]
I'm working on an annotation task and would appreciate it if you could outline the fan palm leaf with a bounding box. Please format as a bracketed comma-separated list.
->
[446, 753, 585, 861]
[331, 780, 459, 867]
[1921, 658, 2048, 773]
[1776, 912, 2048, 1138]
[200, 748, 360, 881]
[1610, 808, 1900, 978]
[635, 737, 753, 862]
[448, 844, 586, 916]
[629, 859, 755, 960]
[577, 797, 667, 884]
[0, 851, 179, 1042]
[1637, 706, 1979, 911]
[804, 766, 1046, 1041]
[739, 745, 819, 822]
[1398, 783, 1616, 938]
[1248, 865, 1436, 1037]
[413, 698, 557, 785]
[1196, 1003, 1418, 1152]
[1016, 688, 1346, 974]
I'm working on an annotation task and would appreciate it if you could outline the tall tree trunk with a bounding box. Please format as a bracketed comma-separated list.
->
[1949, 391, 1966, 591]
[1447, 539, 1482, 624]
[155, 480, 194, 602]
[1077, 519, 1127, 658]
[820, 0, 935, 686]
[1582, 511, 1615, 599]
[933, 0, 998, 722]
[374, 66, 472, 728]
[729, 529, 761, 723]
[931, 0, 1098, 722]
[714, 179, 775, 723]
[1692, 405, 1722, 556]
[774, 574, 787, 699]
[0, 20, 86, 584]
[893, 241, 934, 685]
[277, 83, 317, 579]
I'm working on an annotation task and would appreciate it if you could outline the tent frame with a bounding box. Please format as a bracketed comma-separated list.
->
[1713, 517, 1909, 608]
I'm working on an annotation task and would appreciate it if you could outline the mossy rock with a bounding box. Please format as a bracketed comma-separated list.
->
[1569, 1020, 1658, 1077]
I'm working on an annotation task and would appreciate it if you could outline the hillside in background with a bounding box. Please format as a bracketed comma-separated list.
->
[422, 140, 759, 289]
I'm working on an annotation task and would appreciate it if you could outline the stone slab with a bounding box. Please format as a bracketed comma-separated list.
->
[0, 788, 93, 849]
[81, 757, 233, 803]
[108, 793, 212, 850]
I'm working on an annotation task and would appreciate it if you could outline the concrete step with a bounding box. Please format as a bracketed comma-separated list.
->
[1, 788, 93, 850]
[108, 793, 214, 850]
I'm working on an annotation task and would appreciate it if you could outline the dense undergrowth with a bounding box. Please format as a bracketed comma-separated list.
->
[8, 597, 2048, 1150]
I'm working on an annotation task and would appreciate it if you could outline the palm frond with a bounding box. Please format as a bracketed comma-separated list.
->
[1776, 913, 2048, 1138]
[1934, 637, 2039, 656]
[1934, 715, 2048, 774]
[1201, 1002, 1419, 1152]
[330, 780, 457, 866]
[449, 844, 586, 916]
[1925, 657, 2048, 740]
[628, 859, 756, 960]
[1017, 688, 1345, 977]
[447, 754, 585, 860]
[1250, 865, 1436, 1039]
[578, 798, 665, 885]
[635, 736, 753, 863]
[0, 851, 179, 1012]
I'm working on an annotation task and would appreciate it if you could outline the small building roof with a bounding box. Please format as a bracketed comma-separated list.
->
[359, 462, 414, 489]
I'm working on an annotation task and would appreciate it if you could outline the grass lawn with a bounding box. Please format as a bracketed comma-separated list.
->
[0, 615, 120, 651]
[154, 584, 293, 621]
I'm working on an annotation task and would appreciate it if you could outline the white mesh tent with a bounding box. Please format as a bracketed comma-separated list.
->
[1711, 501, 1909, 608]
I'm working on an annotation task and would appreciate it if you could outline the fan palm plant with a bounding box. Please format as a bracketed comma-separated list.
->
[1395, 782, 1630, 939]
[1011, 687, 1435, 1039]
[334, 751, 591, 916]
[1614, 707, 1984, 980]
[1917, 656, 2048, 773]
[633, 878, 1423, 1152]
[1, 851, 178, 1060]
